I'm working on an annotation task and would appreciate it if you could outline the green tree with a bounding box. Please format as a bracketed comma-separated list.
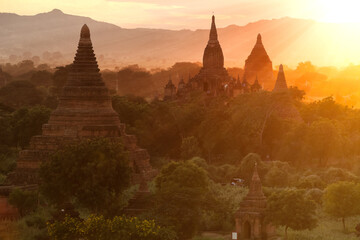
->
[155, 161, 209, 239]
[10, 106, 51, 147]
[0, 80, 44, 109]
[39, 138, 130, 215]
[8, 188, 38, 217]
[323, 181, 360, 231]
[267, 188, 317, 239]
[180, 136, 201, 159]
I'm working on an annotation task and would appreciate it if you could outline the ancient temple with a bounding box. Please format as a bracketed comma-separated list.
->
[188, 15, 230, 95]
[272, 64, 288, 92]
[7, 24, 156, 186]
[271, 65, 302, 122]
[235, 163, 275, 239]
[244, 34, 274, 90]
[163, 77, 177, 100]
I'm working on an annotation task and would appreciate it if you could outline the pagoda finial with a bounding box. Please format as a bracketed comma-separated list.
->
[209, 15, 218, 41]
[279, 64, 284, 72]
[80, 24, 90, 39]
[256, 33, 262, 44]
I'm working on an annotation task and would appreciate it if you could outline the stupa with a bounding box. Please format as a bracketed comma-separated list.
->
[244, 34, 274, 89]
[8, 24, 156, 186]
[235, 163, 275, 239]
[189, 15, 230, 95]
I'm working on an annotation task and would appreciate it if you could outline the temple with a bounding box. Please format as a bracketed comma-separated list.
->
[244, 34, 274, 90]
[271, 65, 302, 122]
[187, 15, 230, 95]
[272, 64, 288, 92]
[1, 25, 156, 219]
[163, 77, 177, 100]
[235, 163, 275, 239]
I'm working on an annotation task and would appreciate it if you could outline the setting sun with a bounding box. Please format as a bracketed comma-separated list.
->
[316, 0, 360, 23]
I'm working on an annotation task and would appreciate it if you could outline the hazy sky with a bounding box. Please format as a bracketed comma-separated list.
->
[2, 0, 360, 29]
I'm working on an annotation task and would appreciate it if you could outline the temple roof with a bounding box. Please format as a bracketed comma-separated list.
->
[273, 64, 288, 92]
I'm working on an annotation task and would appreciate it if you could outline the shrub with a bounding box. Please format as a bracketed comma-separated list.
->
[264, 166, 289, 187]
[297, 174, 326, 189]
[305, 188, 324, 205]
[47, 215, 177, 240]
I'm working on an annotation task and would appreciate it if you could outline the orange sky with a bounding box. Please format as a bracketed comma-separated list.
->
[2, 0, 360, 29]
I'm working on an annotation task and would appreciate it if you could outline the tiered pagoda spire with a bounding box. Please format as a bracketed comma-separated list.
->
[272, 64, 288, 92]
[203, 15, 224, 69]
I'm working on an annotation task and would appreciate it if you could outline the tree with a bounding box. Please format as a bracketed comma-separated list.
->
[39, 138, 130, 215]
[47, 215, 177, 240]
[10, 106, 51, 147]
[323, 181, 360, 231]
[0, 80, 44, 109]
[155, 161, 209, 239]
[180, 136, 201, 159]
[8, 188, 38, 217]
[267, 188, 317, 239]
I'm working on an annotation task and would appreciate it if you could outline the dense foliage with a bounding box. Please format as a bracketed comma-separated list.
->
[39, 138, 130, 215]
[47, 215, 177, 240]
[266, 188, 318, 239]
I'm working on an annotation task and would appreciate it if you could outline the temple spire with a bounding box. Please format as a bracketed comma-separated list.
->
[273, 64, 288, 92]
[209, 15, 218, 41]
[248, 162, 265, 198]
[67, 24, 102, 87]
[256, 33, 262, 44]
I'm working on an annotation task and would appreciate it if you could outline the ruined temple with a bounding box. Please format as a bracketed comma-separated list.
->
[8, 24, 156, 186]
[244, 34, 274, 90]
[188, 15, 230, 95]
[235, 163, 275, 239]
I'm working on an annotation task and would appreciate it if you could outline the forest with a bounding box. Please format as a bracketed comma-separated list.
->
[1, 60, 360, 240]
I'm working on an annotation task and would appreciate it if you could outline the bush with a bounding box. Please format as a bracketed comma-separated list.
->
[297, 174, 326, 189]
[322, 167, 359, 184]
[305, 188, 324, 205]
[8, 188, 38, 217]
[264, 166, 289, 187]
[47, 215, 177, 240]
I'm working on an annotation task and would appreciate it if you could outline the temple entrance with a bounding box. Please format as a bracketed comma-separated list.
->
[243, 221, 251, 239]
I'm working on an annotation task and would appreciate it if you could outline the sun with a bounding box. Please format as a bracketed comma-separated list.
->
[316, 0, 360, 23]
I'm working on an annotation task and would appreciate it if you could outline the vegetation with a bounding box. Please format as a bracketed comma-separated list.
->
[323, 182, 360, 231]
[267, 188, 318, 239]
[39, 138, 130, 216]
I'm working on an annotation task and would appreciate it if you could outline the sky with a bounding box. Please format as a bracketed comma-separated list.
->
[2, 0, 360, 29]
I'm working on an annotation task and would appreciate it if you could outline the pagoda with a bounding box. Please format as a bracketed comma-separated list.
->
[271, 65, 302, 122]
[244, 34, 274, 90]
[235, 163, 275, 239]
[272, 64, 288, 92]
[189, 15, 230, 95]
[7, 24, 156, 186]
[163, 77, 176, 100]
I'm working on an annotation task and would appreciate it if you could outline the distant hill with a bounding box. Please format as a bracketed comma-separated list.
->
[1, 9, 360, 68]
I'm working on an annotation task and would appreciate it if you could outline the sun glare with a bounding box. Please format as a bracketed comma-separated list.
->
[316, 0, 360, 23]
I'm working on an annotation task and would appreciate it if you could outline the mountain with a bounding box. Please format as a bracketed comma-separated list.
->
[1, 9, 360, 68]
